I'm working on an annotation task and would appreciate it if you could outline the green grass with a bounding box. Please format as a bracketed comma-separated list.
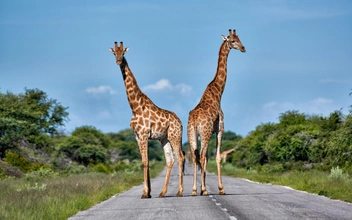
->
[208, 160, 352, 203]
[0, 161, 164, 220]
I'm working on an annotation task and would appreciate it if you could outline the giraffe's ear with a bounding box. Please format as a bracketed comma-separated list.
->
[109, 48, 115, 53]
[124, 47, 129, 53]
[221, 35, 228, 41]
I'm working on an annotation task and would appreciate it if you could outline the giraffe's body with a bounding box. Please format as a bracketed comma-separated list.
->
[187, 29, 245, 196]
[110, 42, 185, 198]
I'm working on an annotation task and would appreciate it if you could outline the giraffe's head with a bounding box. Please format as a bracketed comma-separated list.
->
[109, 41, 129, 65]
[222, 29, 246, 53]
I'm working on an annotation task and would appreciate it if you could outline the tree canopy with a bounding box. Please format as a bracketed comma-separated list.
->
[0, 88, 69, 157]
[231, 109, 352, 171]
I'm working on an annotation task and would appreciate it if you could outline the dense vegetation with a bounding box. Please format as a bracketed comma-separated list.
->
[229, 109, 352, 173]
[0, 88, 164, 179]
[1, 88, 351, 178]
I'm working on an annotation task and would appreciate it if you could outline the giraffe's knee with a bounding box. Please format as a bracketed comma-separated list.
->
[141, 162, 149, 169]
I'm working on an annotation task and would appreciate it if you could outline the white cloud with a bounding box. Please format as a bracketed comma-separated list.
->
[143, 79, 172, 91]
[143, 79, 192, 94]
[310, 98, 332, 106]
[175, 83, 192, 94]
[86, 86, 117, 96]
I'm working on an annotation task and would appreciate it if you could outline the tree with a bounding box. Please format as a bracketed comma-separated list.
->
[0, 88, 69, 157]
[278, 110, 306, 127]
[58, 126, 109, 165]
[71, 126, 111, 148]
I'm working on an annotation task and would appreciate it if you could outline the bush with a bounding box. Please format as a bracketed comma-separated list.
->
[91, 163, 112, 173]
[0, 161, 23, 178]
[4, 152, 32, 172]
[113, 160, 129, 172]
[24, 167, 58, 181]
[329, 166, 349, 181]
[65, 164, 87, 174]
[258, 163, 285, 174]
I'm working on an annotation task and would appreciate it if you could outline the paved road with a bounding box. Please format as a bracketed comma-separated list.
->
[69, 160, 352, 220]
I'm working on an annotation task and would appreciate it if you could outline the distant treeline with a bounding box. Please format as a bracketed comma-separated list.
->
[1, 88, 351, 178]
[228, 109, 352, 172]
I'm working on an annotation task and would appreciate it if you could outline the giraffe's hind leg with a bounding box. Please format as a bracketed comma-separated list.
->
[188, 120, 198, 196]
[158, 139, 174, 198]
[199, 126, 213, 196]
[169, 137, 185, 197]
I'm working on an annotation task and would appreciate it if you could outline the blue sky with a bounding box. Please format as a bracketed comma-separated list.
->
[1, 1, 352, 142]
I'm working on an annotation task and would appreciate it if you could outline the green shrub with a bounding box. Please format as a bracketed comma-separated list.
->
[4, 152, 32, 172]
[0, 161, 23, 178]
[24, 167, 58, 181]
[127, 160, 143, 173]
[329, 166, 349, 181]
[259, 163, 285, 173]
[91, 163, 112, 173]
[65, 164, 87, 174]
[113, 160, 129, 172]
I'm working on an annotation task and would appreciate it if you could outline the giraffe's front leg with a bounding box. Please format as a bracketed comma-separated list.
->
[216, 150, 225, 195]
[137, 135, 151, 199]
[216, 111, 226, 195]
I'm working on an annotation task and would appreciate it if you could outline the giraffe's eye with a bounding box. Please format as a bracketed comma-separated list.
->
[231, 40, 235, 43]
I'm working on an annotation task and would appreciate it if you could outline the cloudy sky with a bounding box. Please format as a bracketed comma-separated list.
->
[1, 1, 352, 142]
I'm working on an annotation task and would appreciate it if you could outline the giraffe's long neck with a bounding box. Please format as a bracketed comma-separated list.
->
[199, 41, 230, 104]
[119, 57, 145, 114]
[212, 41, 231, 96]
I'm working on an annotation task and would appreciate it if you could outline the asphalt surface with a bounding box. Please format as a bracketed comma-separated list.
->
[69, 160, 352, 220]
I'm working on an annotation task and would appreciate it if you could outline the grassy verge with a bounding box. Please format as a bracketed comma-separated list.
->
[0, 161, 164, 220]
[207, 160, 352, 203]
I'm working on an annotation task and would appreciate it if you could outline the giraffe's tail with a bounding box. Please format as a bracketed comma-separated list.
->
[194, 149, 201, 171]
[182, 150, 185, 175]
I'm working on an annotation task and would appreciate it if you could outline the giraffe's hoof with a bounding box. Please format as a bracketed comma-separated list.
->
[192, 190, 197, 196]
[200, 190, 208, 196]
[141, 194, 152, 199]
[158, 192, 166, 198]
[219, 189, 226, 195]
[176, 192, 183, 197]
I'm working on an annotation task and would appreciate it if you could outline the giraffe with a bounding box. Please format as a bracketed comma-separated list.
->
[220, 147, 236, 164]
[187, 29, 246, 196]
[109, 41, 185, 199]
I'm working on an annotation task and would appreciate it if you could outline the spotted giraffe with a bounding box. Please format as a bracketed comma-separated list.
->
[187, 29, 246, 196]
[109, 42, 185, 198]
